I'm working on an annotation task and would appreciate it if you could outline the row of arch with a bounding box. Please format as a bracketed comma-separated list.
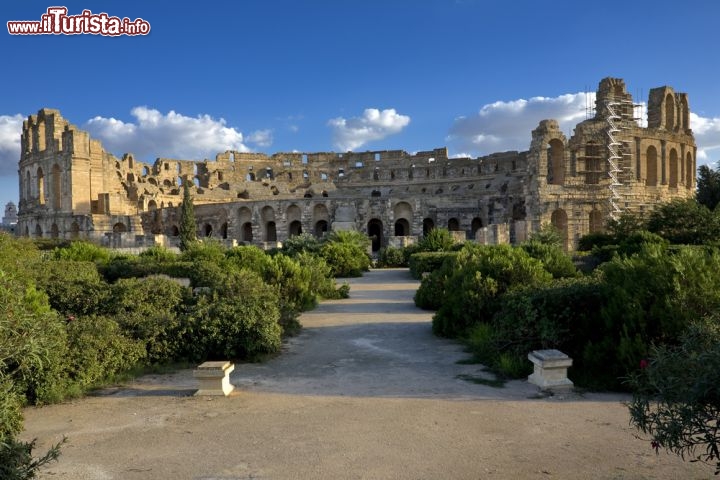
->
[643, 146, 694, 188]
[24, 164, 63, 209]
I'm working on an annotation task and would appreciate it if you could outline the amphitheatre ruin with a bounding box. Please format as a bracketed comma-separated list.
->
[15, 77, 696, 250]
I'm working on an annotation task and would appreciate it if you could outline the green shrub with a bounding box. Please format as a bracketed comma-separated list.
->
[320, 241, 370, 277]
[65, 315, 146, 390]
[409, 251, 457, 279]
[139, 245, 178, 263]
[51, 241, 110, 263]
[432, 244, 552, 337]
[281, 233, 322, 257]
[186, 269, 282, 360]
[377, 246, 407, 267]
[109, 276, 191, 364]
[33, 261, 110, 316]
[418, 228, 455, 252]
[521, 240, 577, 279]
[413, 253, 458, 310]
[528, 223, 563, 248]
[180, 239, 226, 264]
[577, 232, 616, 251]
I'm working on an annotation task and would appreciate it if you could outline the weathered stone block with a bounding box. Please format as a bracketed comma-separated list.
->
[193, 361, 235, 396]
[527, 349, 573, 392]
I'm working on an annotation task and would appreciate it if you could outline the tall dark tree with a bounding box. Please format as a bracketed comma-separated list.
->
[696, 164, 720, 210]
[179, 180, 196, 251]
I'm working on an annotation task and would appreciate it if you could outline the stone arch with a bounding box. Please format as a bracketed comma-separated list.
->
[289, 220, 303, 236]
[646, 145, 658, 186]
[314, 220, 328, 237]
[394, 218, 410, 236]
[37, 167, 45, 205]
[241, 223, 253, 242]
[148, 200, 157, 211]
[547, 139, 565, 185]
[113, 222, 127, 233]
[286, 204, 302, 222]
[665, 93, 675, 130]
[170, 225, 179, 237]
[219, 222, 228, 239]
[35, 224, 42, 237]
[686, 152, 693, 189]
[551, 209, 568, 250]
[25, 171, 31, 200]
[261, 206, 276, 242]
[448, 218, 460, 231]
[247, 172, 256, 181]
[680, 96, 689, 130]
[669, 148, 679, 187]
[70, 221, 80, 239]
[471, 217, 483, 237]
[589, 209, 603, 234]
[51, 164, 62, 210]
[51, 223, 59, 238]
[368, 219, 383, 252]
[313, 204, 329, 223]
[264, 221, 277, 242]
[422, 218, 435, 236]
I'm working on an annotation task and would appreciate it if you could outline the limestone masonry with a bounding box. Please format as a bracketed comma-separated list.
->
[16, 78, 695, 250]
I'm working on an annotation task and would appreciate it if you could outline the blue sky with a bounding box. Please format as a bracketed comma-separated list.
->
[2, 0, 720, 210]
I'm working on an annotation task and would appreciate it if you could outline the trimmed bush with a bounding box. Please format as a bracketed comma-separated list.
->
[377, 246, 407, 267]
[409, 251, 457, 279]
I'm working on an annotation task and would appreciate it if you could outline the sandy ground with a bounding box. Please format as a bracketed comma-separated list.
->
[22, 269, 713, 479]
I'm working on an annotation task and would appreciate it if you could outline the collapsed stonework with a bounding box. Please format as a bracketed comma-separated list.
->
[16, 78, 695, 250]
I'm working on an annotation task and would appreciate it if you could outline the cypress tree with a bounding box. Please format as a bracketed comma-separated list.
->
[179, 180, 196, 251]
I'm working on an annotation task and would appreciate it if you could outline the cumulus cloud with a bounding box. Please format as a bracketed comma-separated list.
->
[85, 107, 250, 160]
[690, 112, 720, 165]
[329, 108, 410, 151]
[246, 129, 273, 148]
[0, 114, 24, 176]
[447, 93, 595, 155]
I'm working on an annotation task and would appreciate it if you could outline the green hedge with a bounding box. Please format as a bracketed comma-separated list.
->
[408, 251, 457, 279]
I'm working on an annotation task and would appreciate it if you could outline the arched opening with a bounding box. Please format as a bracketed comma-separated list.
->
[25, 171, 31, 200]
[265, 221, 277, 242]
[589, 210, 603, 234]
[584, 142, 602, 184]
[686, 152, 693, 189]
[51, 164, 62, 210]
[669, 148, 678, 188]
[665, 93, 675, 130]
[171, 225, 180, 237]
[241, 222, 253, 242]
[247, 172, 256, 181]
[646, 146, 658, 186]
[37, 167, 45, 205]
[471, 217, 483, 237]
[220, 222, 228, 239]
[547, 139, 565, 185]
[113, 222, 127, 233]
[448, 218, 460, 231]
[551, 209, 568, 251]
[367, 219, 383, 252]
[203, 224, 213, 237]
[371, 190, 381, 198]
[314, 220, 328, 238]
[422, 218, 435, 236]
[163, 179, 172, 188]
[289, 220, 303, 236]
[394, 218, 410, 236]
[70, 221, 80, 239]
[35, 224, 42, 237]
[148, 200, 157, 211]
[51, 223, 59, 238]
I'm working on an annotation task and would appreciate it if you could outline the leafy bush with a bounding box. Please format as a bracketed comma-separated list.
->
[628, 318, 720, 474]
[376, 246, 407, 267]
[409, 251, 457, 279]
[65, 315, 146, 390]
[320, 241, 370, 277]
[521, 240, 577, 279]
[646, 199, 719, 245]
[139, 245, 178, 263]
[281, 233, 322, 257]
[413, 253, 458, 310]
[418, 228, 455, 252]
[186, 269, 282, 360]
[528, 223, 563, 248]
[432, 244, 552, 337]
[51, 241, 110, 263]
[109, 276, 191, 364]
[33, 261, 110, 316]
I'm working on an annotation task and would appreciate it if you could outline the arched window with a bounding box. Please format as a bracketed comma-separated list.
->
[448, 218, 460, 231]
[547, 139, 565, 185]
[265, 221, 277, 242]
[686, 152, 693, 189]
[37, 167, 45, 205]
[113, 222, 127, 233]
[551, 209, 568, 251]
[665, 93, 675, 130]
[51, 164, 62, 210]
[367, 219, 383, 252]
[589, 210, 603, 234]
[241, 222, 253, 242]
[394, 219, 410, 236]
[289, 220, 302, 237]
[471, 218, 483, 237]
[422, 218, 434, 236]
[646, 146, 658, 186]
[669, 148, 678, 188]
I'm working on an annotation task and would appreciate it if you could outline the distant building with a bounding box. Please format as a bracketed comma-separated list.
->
[1, 202, 18, 234]
[15, 78, 696, 250]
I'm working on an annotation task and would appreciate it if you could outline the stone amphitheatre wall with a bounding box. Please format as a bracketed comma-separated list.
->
[16, 77, 695, 250]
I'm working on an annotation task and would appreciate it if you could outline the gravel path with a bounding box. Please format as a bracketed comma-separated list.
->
[21, 269, 712, 479]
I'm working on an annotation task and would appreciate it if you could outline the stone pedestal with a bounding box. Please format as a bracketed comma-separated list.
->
[193, 361, 235, 396]
[527, 349, 573, 392]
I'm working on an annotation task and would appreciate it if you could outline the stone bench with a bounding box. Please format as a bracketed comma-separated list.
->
[193, 361, 235, 396]
[527, 349, 573, 392]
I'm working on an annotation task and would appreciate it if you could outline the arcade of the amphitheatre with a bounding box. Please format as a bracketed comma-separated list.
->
[15, 78, 696, 251]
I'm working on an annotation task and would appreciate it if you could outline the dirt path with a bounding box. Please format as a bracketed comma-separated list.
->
[22, 269, 712, 479]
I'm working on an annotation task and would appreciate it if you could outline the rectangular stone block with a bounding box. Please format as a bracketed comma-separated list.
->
[193, 361, 235, 396]
[527, 349, 573, 392]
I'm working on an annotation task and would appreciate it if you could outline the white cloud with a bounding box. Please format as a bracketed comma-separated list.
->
[0, 114, 23, 176]
[690, 112, 720, 166]
[246, 129, 273, 148]
[328, 108, 410, 151]
[85, 107, 250, 160]
[447, 92, 594, 155]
